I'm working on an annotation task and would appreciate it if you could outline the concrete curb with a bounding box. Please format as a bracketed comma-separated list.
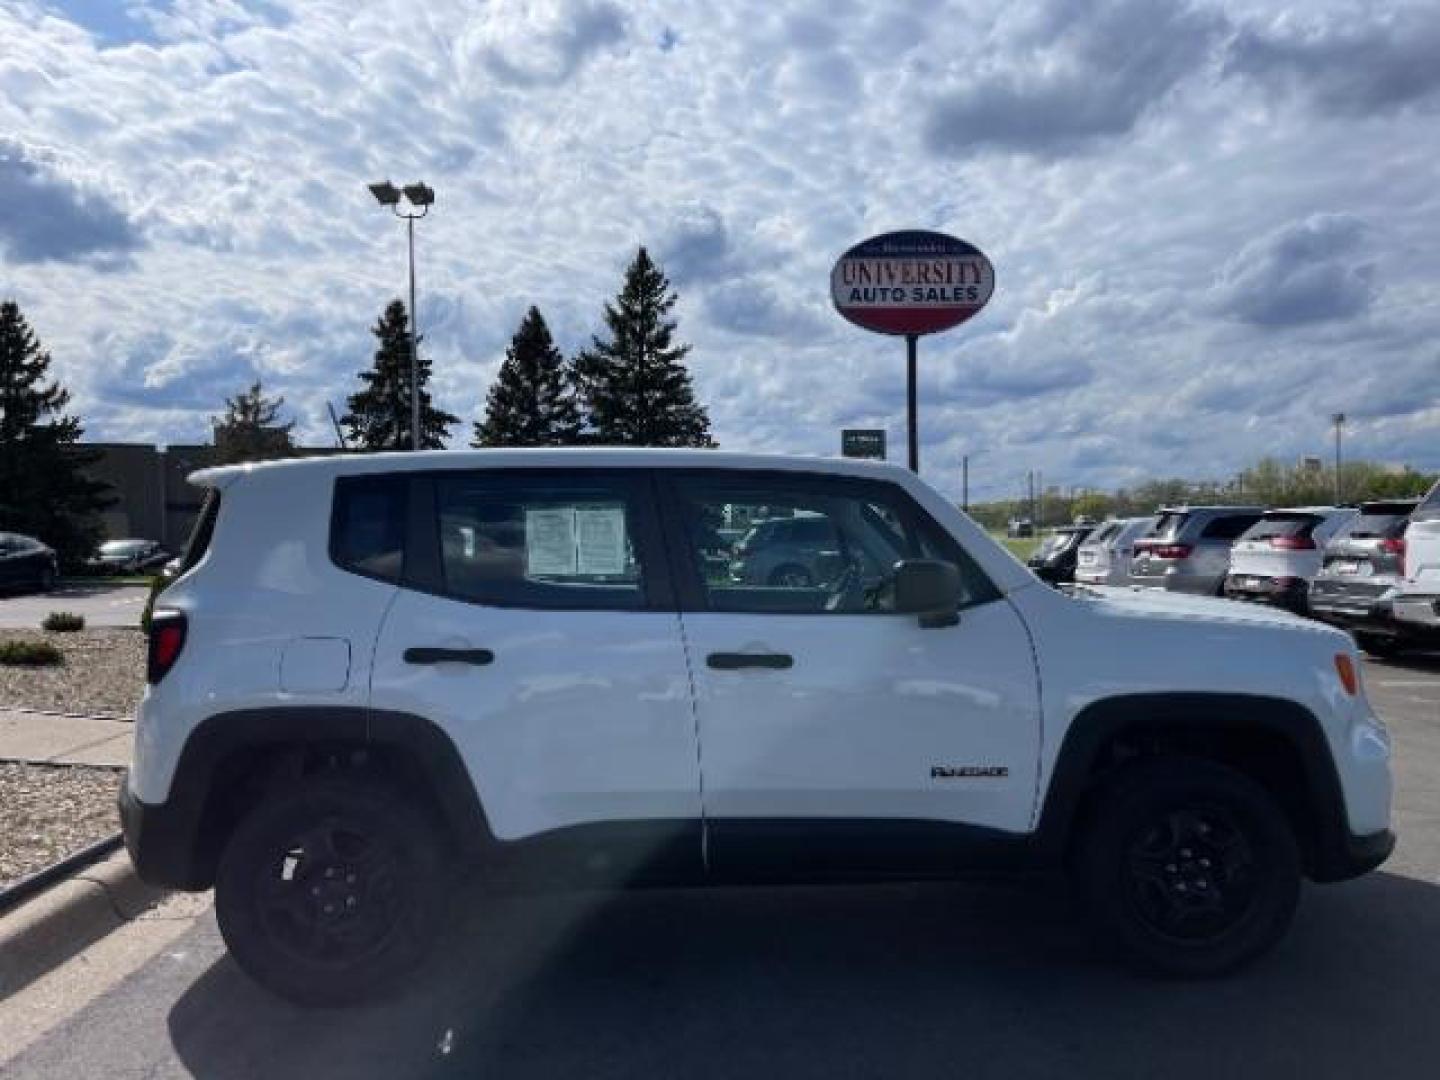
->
[0, 850, 167, 1000]
[0, 705, 130, 723]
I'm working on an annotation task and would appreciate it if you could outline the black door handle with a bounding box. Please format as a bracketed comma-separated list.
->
[706, 652, 793, 670]
[403, 647, 495, 666]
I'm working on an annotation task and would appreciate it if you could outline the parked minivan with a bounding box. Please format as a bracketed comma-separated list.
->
[1223, 508, 1358, 614]
[1309, 499, 1421, 656]
[1130, 506, 1265, 595]
[1074, 517, 1156, 588]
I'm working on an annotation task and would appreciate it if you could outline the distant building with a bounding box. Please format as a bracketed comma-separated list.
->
[82, 442, 337, 548]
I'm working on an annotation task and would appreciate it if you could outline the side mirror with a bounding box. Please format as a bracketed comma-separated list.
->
[893, 559, 962, 628]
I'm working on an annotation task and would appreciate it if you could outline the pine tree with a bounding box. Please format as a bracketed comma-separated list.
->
[473, 307, 582, 447]
[0, 300, 111, 566]
[342, 299, 458, 451]
[212, 379, 295, 463]
[575, 247, 714, 447]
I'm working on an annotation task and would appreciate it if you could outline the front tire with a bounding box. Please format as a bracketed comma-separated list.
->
[215, 776, 449, 1007]
[1073, 757, 1300, 977]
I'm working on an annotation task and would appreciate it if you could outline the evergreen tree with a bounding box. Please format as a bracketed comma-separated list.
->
[212, 379, 295, 463]
[574, 247, 713, 447]
[0, 300, 110, 566]
[473, 307, 582, 447]
[342, 299, 457, 451]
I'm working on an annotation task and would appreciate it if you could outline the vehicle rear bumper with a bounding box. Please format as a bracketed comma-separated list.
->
[118, 770, 208, 891]
[1223, 575, 1309, 613]
[1392, 593, 1440, 630]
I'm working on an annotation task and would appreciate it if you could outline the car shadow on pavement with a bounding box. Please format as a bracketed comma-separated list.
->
[169, 870, 1440, 1080]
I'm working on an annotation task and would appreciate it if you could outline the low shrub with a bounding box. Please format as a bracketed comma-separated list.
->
[0, 640, 63, 666]
[42, 611, 85, 633]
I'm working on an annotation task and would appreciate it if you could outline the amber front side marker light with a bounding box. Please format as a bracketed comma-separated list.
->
[1335, 653, 1359, 696]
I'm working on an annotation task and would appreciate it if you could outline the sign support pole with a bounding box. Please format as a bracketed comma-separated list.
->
[905, 333, 919, 473]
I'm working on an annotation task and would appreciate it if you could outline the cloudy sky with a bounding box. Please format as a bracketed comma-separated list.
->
[1, 0, 1437, 502]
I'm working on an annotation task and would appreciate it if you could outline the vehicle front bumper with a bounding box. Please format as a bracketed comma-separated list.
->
[118, 771, 208, 891]
[1313, 827, 1396, 883]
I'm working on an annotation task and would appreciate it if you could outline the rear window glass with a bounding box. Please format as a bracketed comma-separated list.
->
[1085, 523, 1120, 546]
[1201, 513, 1262, 540]
[1239, 513, 1321, 541]
[1346, 507, 1414, 539]
[331, 476, 408, 583]
[1416, 481, 1440, 521]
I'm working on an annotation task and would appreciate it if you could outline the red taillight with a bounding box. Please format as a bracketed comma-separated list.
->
[147, 610, 187, 685]
[1152, 544, 1193, 560]
[1379, 537, 1406, 557]
[1269, 535, 1316, 550]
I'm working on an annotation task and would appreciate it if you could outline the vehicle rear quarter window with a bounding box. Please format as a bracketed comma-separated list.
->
[1201, 513, 1262, 540]
[331, 476, 408, 583]
[430, 472, 650, 610]
[178, 488, 222, 574]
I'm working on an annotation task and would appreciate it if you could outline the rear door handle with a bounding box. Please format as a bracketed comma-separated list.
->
[403, 647, 495, 666]
[706, 652, 793, 670]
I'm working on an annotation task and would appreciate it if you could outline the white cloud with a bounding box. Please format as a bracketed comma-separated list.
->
[0, 0, 1435, 495]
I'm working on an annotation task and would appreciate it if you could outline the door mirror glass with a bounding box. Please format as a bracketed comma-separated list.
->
[893, 559, 961, 626]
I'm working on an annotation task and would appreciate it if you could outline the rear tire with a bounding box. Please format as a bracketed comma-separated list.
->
[215, 776, 450, 1007]
[1073, 757, 1300, 977]
[1356, 633, 1402, 659]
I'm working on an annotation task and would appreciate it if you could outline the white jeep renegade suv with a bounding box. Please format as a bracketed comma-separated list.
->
[120, 450, 1394, 1004]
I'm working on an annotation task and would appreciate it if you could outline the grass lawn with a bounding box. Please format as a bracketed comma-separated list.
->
[992, 534, 1040, 562]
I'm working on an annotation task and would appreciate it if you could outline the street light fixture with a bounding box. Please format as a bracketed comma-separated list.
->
[368, 179, 435, 451]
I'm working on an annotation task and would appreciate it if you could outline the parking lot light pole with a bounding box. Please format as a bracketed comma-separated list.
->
[1332, 412, 1346, 504]
[368, 180, 435, 451]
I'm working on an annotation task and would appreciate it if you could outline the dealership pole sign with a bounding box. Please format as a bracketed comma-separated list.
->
[831, 230, 994, 472]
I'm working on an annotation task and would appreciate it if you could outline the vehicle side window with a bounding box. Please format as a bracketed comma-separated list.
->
[1202, 514, 1261, 540]
[331, 476, 408, 583]
[431, 473, 647, 610]
[670, 474, 999, 615]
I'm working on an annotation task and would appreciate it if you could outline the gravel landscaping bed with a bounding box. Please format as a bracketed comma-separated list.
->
[0, 761, 122, 890]
[0, 628, 144, 717]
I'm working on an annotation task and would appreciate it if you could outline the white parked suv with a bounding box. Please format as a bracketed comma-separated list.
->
[1074, 516, 1156, 587]
[120, 451, 1394, 1005]
[1223, 507, 1358, 614]
[1391, 479, 1440, 637]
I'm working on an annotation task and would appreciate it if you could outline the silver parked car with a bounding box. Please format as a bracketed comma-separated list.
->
[1309, 499, 1422, 656]
[1130, 506, 1265, 596]
[1074, 516, 1157, 587]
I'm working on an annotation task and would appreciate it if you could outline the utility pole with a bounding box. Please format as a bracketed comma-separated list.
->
[1332, 412, 1346, 504]
[961, 454, 969, 512]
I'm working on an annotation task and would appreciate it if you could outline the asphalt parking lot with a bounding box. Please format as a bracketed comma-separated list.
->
[3, 653, 1439, 1079]
[0, 584, 148, 629]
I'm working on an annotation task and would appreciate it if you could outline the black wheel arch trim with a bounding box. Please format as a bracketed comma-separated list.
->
[1033, 691, 1383, 882]
[122, 706, 493, 891]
